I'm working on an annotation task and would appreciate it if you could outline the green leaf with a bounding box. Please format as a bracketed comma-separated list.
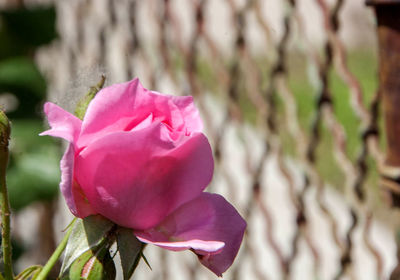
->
[0, 57, 46, 118]
[60, 215, 114, 275]
[0, 6, 57, 49]
[7, 120, 61, 210]
[7, 149, 60, 211]
[10, 119, 54, 152]
[0, 57, 46, 98]
[116, 227, 144, 280]
[67, 249, 116, 280]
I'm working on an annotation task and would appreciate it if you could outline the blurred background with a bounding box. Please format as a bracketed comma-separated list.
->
[0, 0, 398, 279]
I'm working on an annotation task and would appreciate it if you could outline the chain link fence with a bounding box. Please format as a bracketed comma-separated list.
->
[8, 0, 400, 279]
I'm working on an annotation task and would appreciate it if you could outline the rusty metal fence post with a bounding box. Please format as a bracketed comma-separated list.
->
[367, 0, 400, 205]
[367, 0, 400, 278]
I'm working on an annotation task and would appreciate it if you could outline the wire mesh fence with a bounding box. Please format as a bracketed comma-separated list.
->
[10, 0, 400, 279]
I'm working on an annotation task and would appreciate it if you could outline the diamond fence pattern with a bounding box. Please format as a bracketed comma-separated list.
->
[23, 0, 400, 279]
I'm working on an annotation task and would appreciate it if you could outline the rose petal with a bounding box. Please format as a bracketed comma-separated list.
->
[59, 144, 77, 214]
[134, 238, 224, 253]
[78, 78, 203, 148]
[40, 102, 94, 217]
[135, 193, 246, 277]
[40, 102, 82, 143]
[60, 144, 96, 217]
[167, 95, 203, 133]
[74, 123, 214, 230]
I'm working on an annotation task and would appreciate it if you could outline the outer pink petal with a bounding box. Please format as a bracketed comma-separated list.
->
[59, 144, 77, 214]
[40, 103, 92, 217]
[78, 78, 203, 148]
[59, 144, 96, 217]
[40, 102, 82, 143]
[74, 123, 214, 230]
[134, 193, 247, 277]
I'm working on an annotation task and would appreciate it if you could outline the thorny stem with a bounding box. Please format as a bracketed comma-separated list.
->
[0, 111, 12, 280]
[35, 218, 77, 280]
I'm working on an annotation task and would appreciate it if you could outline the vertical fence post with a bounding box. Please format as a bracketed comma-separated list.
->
[367, 1, 400, 278]
[367, 0, 400, 206]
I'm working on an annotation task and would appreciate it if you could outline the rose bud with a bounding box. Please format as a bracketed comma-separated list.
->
[41, 78, 246, 276]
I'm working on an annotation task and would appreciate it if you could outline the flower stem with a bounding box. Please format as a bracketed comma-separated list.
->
[0, 111, 12, 280]
[35, 218, 77, 280]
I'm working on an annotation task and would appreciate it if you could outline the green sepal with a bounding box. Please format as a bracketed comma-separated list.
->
[74, 75, 106, 120]
[60, 215, 114, 276]
[141, 251, 152, 271]
[116, 227, 144, 280]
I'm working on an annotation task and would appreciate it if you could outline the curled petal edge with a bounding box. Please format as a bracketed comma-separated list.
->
[40, 102, 82, 143]
[134, 193, 246, 277]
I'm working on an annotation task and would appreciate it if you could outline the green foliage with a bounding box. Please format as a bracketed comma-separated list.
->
[0, 3, 59, 215]
[0, 6, 56, 58]
[7, 120, 60, 211]
[0, 4, 56, 119]
[0, 5, 59, 268]
[60, 216, 114, 275]
[0, 57, 46, 118]
[7, 149, 60, 210]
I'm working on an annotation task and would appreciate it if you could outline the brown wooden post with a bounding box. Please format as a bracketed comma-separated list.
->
[367, 0, 400, 207]
[367, 1, 400, 278]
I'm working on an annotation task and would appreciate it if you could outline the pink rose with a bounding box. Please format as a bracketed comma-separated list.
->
[41, 78, 246, 276]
